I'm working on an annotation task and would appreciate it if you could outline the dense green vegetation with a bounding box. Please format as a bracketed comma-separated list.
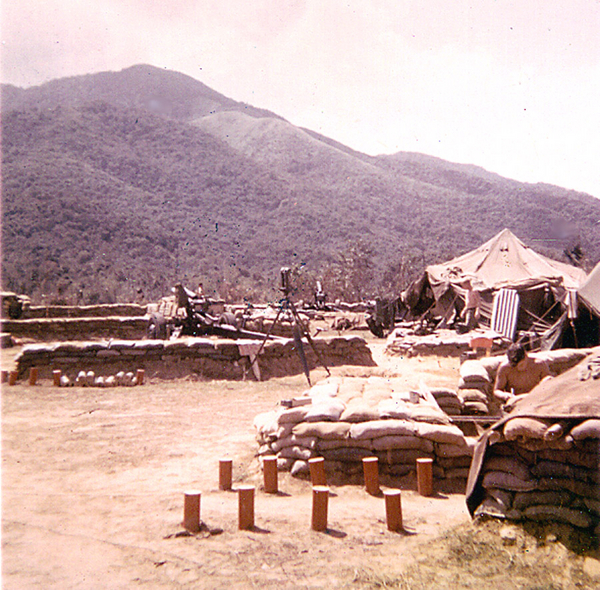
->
[3, 65, 599, 305]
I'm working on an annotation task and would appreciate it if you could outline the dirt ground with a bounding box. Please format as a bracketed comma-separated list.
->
[2, 335, 600, 589]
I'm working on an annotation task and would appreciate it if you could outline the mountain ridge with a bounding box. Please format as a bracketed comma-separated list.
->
[2, 65, 598, 305]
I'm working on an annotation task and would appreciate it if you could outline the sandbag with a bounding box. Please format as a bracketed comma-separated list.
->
[277, 406, 310, 425]
[512, 490, 573, 511]
[484, 456, 531, 481]
[409, 405, 451, 425]
[458, 377, 491, 393]
[503, 417, 550, 441]
[437, 455, 473, 469]
[304, 398, 345, 422]
[316, 438, 373, 450]
[414, 422, 465, 445]
[436, 440, 474, 458]
[271, 435, 316, 453]
[293, 421, 351, 440]
[530, 460, 596, 483]
[350, 419, 417, 440]
[459, 389, 488, 403]
[482, 470, 537, 492]
[371, 435, 434, 453]
[277, 457, 294, 471]
[460, 360, 491, 383]
[522, 505, 593, 529]
[571, 419, 600, 441]
[462, 401, 489, 415]
[339, 400, 379, 423]
[378, 399, 412, 420]
[253, 410, 279, 436]
[376, 448, 434, 465]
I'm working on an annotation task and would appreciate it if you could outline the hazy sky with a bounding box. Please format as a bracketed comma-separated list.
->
[2, 0, 599, 197]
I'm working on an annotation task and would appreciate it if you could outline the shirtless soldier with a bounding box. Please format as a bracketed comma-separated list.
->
[494, 343, 552, 404]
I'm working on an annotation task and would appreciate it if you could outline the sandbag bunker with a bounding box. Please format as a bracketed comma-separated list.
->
[467, 350, 600, 532]
[254, 376, 476, 485]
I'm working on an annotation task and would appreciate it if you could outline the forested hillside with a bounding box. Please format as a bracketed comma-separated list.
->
[3, 65, 599, 304]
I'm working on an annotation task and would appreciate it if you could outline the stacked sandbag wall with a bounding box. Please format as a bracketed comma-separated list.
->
[254, 376, 476, 486]
[13, 335, 375, 381]
[475, 417, 600, 531]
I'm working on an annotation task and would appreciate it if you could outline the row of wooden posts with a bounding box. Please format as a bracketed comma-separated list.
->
[183, 455, 434, 534]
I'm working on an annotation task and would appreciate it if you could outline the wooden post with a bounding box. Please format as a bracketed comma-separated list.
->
[308, 457, 327, 486]
[416, 458, 434, 497]
[262, 455, 278, 494]
[383, 490, 403, 532]
[1, 370, 8, 383]
[28, 367, 38, 386]
[182, 490, 201, 533]
[219, 458, 233, 491]
[311, 486, 329, 532]
[362, 457, 380, 495]
[9, 371, 18, 386]
[136, 369, 145, 386]
[238, 485, 255, 530]
[52, 370, 62, 387]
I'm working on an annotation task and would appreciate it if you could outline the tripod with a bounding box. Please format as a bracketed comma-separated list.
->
[253, 267, 331, 385]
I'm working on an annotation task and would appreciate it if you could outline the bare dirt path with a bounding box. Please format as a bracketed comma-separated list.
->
[3, 338, 597, 588]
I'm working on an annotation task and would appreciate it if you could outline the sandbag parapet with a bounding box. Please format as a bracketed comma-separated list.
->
[254, 376, 475, 485]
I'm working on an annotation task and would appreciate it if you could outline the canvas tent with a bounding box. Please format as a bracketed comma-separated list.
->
[402, 229, 588, 346]
[561, 261, 600, 348]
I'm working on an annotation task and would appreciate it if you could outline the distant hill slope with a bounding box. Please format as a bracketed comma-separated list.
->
[2, 65, 599, 304]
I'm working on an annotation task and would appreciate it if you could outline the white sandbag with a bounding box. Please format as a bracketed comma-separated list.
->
[350, 419, 417, 441]
[277, 406, 310, 425]
[309, 380, 340, 399]
[409, 405, 451, 425]
[414, 422, 465, 445]
[460, 360, 491, 383]
[504, 417, 550, 441]
[377, 399, 412, 420]
[304, 398, 345, 422]
[339, 400, 380, 423]
[458, 389, 488, 403]
[277, 457, 294, 471]
[253, 410, 279, 436]
[571, 419, 600, 441]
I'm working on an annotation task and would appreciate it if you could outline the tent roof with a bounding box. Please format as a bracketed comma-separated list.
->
[426, 228, 587, 292]
[578, 261, 600, 317]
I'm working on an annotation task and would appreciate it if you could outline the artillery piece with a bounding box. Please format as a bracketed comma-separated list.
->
[147, 283, 274, 341]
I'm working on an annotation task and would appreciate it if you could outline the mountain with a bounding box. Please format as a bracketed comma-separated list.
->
[2, 64, 599, 305]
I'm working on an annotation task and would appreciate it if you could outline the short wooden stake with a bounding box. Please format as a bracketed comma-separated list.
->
[383, 490, 403, 532]
[262, 455, 278, 494]
[136, 369, 145, 386]
[311, 485, 329, 532]
[28, 367, 38, 386]
[182, 490, 201, 533]
[416, 458, 434, 497]
[219, 458, 233, 491]
[52, 370, 62, 387]
[362, 457, 380, 495]
[1, 370, 8, 383]
[238, 485, 255, 530]
[308, 457, 327, 486]
[9, 371, 18, 386]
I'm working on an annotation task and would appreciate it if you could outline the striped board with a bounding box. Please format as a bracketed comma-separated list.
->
[491, 288, 520, 340]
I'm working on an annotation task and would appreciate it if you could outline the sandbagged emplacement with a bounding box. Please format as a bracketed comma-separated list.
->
[473, 417, 600, 531]
[254, 376, 476, 488]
